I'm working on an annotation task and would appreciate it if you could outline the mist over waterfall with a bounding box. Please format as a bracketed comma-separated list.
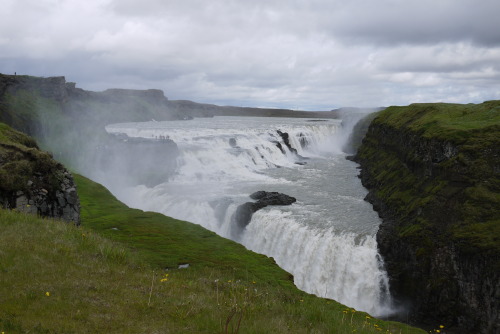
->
[105, 115, 393, 316]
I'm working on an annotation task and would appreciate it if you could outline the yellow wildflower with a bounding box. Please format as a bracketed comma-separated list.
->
[45, 292, 50, 297]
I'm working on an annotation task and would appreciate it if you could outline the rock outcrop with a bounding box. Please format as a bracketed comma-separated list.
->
[276, 130, 308, 163]
[0, 123, 80, 224]
[231, 191, 296, 238]
[355, 102, 500, 334]
[276, 130, 299, 155]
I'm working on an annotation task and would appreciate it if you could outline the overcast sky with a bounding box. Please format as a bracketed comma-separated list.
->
[1, 0, 500, 110]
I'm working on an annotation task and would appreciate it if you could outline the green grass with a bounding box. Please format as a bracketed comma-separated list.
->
[0, 176, 427, 333]
[0, 122, 65, 194]
[74, 173, 294, 286]
[373, 101, 500, 145]
[0, 123, 38, 148]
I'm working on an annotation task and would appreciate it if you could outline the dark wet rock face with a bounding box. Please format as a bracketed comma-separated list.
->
[231, 191, 296, 239]
[249, 191, 297, 206]
[276, 130, 308, 164]
[8, 173, 80, 224]
[276, 130, 298, 155]
[355, 102, 500, 334]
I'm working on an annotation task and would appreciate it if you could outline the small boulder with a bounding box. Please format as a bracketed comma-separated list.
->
[231, 191, 296, 239]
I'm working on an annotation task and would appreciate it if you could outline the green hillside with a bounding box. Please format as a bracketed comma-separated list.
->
[0, 174, 426, 333]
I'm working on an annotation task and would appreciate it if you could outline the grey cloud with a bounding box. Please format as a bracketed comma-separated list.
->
[376, 44, 500, 74]
[1, 0, 500, 109]
[323, 0, 500, 47]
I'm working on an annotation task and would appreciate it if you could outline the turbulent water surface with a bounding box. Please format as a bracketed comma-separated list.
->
[105, 116, 393, 316]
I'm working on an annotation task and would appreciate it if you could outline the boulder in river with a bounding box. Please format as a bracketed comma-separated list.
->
[231, 191, 296, 239]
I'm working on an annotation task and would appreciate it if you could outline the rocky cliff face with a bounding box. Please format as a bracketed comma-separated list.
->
[0, 123, 80, 224]
[0, 74, 178, 131]
[355, 102, 500, 334]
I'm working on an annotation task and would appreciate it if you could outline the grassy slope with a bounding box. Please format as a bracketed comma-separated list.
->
[0, 174, 427, 333]
[0, 123, 65, 196]
[373, 101, 500, 144]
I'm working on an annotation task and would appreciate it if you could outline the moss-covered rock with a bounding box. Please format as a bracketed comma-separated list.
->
[0, 123, 80, 224]
[355, 101, 500, 334]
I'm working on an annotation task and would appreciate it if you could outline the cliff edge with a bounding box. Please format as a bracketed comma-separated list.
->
[0, 122, 80, 224]
[355, 101, 499, 333]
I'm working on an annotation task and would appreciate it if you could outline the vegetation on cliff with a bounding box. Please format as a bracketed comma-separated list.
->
[0, 123, 80, 223]
[0, 123, 56, 192]
[355, 101, 499, 333]
[360, 101, 499, 253]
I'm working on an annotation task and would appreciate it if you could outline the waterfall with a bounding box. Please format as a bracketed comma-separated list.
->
[242, 210, 392, 315]
[105, 116, 393, 316]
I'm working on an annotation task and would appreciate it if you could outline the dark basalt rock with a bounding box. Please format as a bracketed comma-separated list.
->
[231, 191, 296, 239]
[354, 103, 500, 334]
[276, 130, 309, 162]
[277, 130, 298, 155]
[274, 141, 285, 154]
[249, 191, 297, 205]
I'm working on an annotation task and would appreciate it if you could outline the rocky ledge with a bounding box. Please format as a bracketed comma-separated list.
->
[0, 123, 80, 224]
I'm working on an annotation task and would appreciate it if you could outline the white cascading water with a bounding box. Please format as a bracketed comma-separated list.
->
[105, 115, 393, 316]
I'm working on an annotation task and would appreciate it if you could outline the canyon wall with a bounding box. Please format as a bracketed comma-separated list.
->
[355, 101, 500, 333]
